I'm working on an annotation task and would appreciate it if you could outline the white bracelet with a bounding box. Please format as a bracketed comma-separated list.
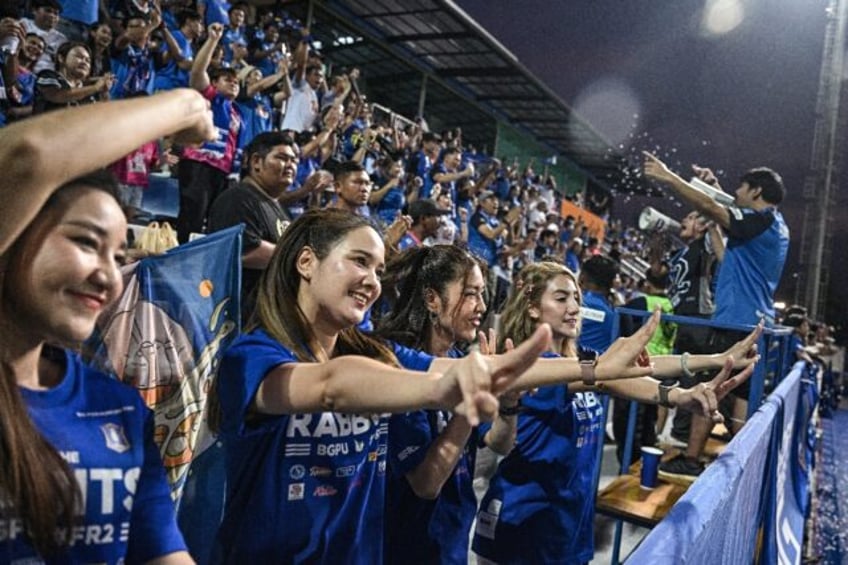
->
[680, 352, 695, 378]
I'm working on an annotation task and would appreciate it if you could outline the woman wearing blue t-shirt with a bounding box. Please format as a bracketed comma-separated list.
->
[473, 262, 761, 564]
[0, 90, 216, 563]
[211, 209, 553, 564]
[374, 246, 683, 564]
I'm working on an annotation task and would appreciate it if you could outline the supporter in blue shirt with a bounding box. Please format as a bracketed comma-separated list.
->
[219, 5, 246, 62]
[468, 190, 520, 268]
[0, 88, 215, 563]
[472, 262, 761, 564]
[211, 209, 552, 564]
[645, 154, 790, 479]
[369, 157, 407, 227]
[109, 13, 158, 99]
[577, 255, 619, 353]
[198, 0, 230, 27]
[153, 10, 203, 91]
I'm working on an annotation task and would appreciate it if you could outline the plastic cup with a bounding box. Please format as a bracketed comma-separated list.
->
[640, 446, 664, 489]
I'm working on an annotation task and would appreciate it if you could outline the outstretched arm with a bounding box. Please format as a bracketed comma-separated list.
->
[254, 325, 552, 425]
[643, 152, 731, 229]
[0, 89, 215, 255]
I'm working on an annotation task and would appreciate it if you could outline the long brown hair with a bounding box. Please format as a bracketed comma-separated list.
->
[249, 208, 398, 364]
[499, 262, 581, 358]
[0, 172, 120, 555]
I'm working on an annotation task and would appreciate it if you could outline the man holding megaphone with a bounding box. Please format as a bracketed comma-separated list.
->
[643, 153, 790, 481]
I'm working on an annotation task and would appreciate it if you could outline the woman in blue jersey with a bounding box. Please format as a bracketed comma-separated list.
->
[374, 245, 518, 565]
[211, 209, 553, 564]
[374, 246, 681, 564]
[472, 262, 761, 564]
[0, 90, 216, 563]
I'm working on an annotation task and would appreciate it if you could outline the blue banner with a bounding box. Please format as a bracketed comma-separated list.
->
[86, 225, 243, 501]
[762, 363, 819, 565]
[630, 365, 817, 564]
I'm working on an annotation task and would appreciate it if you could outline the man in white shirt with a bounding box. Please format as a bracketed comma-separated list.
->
[22, 0, 67, 73]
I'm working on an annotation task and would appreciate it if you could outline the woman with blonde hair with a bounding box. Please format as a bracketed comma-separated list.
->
[473, 261, 760, 564]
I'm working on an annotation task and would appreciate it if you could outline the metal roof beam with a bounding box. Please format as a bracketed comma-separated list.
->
[477, 94, 548, 102]
[387, 31, 474, 43]
[437, 67, 519, 78]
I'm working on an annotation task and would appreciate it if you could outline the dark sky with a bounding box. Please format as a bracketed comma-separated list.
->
[457, 0, 846, 325]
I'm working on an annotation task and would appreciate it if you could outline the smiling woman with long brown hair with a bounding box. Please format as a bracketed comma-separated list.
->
[0, 89, 215, 563]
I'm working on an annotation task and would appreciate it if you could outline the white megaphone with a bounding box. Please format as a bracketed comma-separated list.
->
[638, 207, 681, 232]
[690, 177, 735, 206]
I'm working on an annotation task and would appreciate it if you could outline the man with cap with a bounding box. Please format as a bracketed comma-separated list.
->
[398, 199, 451, 251]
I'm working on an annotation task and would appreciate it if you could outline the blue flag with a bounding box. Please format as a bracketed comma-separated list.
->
[86, 225, 243, 502]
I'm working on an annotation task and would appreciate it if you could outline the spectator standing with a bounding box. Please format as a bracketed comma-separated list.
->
[467, 190, 520, 269]
[177, 22, 242, 242]
[666, 210, 720, 445]
[198, 0, 230, 27]
[21, 0, 67, 73]
[57, 0, 98, 41]
[153, 9, 203, 91]
[208, 132, 299, 317]
[109, 11, 159, 99]
[327, 160, 372, 215]
[109, 137, 159, 223]
[87, 22, 113, 78]
[279, 28, 322, 133]
[645, 154, 790, 481]
[577, 255, 619, 353]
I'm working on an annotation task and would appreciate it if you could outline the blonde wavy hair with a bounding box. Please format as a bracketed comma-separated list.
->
[499, 261, 581, 358]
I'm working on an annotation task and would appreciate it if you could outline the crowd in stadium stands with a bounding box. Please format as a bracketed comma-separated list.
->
[0, 1, 840, 564]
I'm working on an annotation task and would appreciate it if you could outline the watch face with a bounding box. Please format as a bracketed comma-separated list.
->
[578, 348, 598, 363]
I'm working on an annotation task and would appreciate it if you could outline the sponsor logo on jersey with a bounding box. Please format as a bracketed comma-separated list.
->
[100, 423, 130, 454]
[354, 440, 365, 453]
[335, 465, 356, 478]
[368, 451, 378, 462]
[285, 443, 311, 457]
[377, 460, 386, 475]
[580, 307, 606, 323]
[310, 466, 333, 477]
[313, 485, 338, 497]
[397, 445, 420, 461]
[316, 443, 348, 456]
[288, 483, 305, 501]
[289, 464, 306, 480]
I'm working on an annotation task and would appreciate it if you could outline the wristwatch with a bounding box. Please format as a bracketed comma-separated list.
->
[658, 381, 679, 408]
[578, 349, 599, 386]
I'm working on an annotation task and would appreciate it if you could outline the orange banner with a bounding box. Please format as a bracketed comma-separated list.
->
[560, 200, 606, 242]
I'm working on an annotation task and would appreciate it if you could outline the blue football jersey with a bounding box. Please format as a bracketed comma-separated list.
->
[472, 351, 605, 564]
[713, 207, 789, 326]
[3, 348, 185, 564]
[578, 290, 616, 353]
[214, 330, 404, 563]
[384, 344, 477, 565]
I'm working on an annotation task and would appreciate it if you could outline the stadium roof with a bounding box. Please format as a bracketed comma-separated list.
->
[284, 0, 647, 192]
